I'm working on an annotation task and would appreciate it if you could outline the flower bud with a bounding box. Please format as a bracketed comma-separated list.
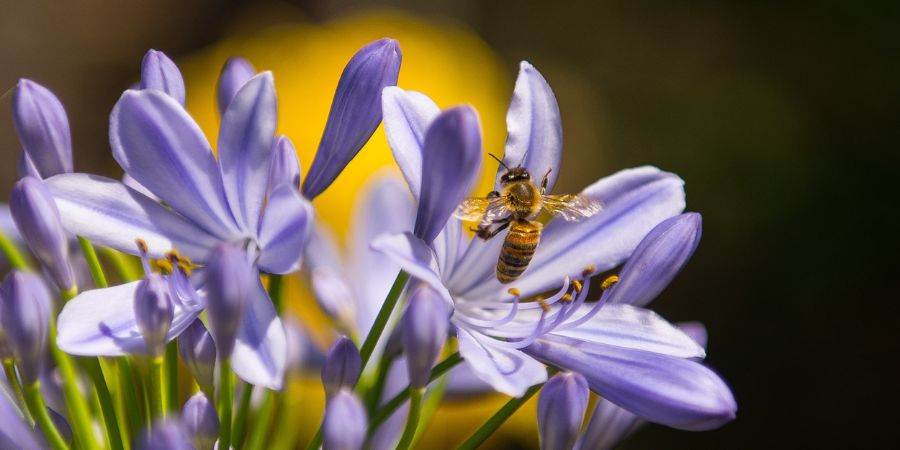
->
[12, 79, 73, 178]
[10, 176, 76, 292]
[0, 271, 50, 385]
[141, 49, 186, 106]
[302, 38, 402, 199]
[285, 316, 323, 376]
[537, 372, 589, 450]
[134, 274, 174, 357]
[177, 318, 216, 394]
[181, 392, 218, 450]
[321, 336, 361, 397]
[323, 389, 366, 450]
[401, 285, 450, 389]
[137, 420, 193, 450]
[217, 57, 256, 116]
[204, 243, 253, 359]
[35, 407, 73, 448]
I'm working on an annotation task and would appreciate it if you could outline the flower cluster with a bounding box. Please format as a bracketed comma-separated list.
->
[0, 36, 734, 450]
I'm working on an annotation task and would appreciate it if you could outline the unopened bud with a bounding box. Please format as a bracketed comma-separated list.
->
[141, 50, 186, 106]
[0, 271, 50, 385]
[321, 336, 361, 397]
[181, 392, 218, 450]
[204, 243, 253, 358]
[402, 285, 450, 389]
[177, 319, 216, 394]
[537, 372, 589, 450]
[134, 274, 174, 357]
[12, 79, 73, 178]
[137, 420, 192, 450]
[217, 57, 256, 116]
[323, 389, 366, 450]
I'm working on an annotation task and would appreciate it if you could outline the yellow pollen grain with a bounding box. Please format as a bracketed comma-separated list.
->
[154, 259, 174, 275]
[572, 279, 583, 293]
[561, 293, 573, 303]
[507, 288, 521, 297]
[601, 275, 620, 291]
[582, 265, 597, 278]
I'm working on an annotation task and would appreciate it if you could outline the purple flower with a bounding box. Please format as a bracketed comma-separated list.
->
[204, 243, 254, 359]
[178, 319, 216, 394]
[12, 79, 73, 179]
[10, 176, 76, 291]
[323, 389, 367, 450]
[181, 393, 218, 450]
[134, 274, 175, 358]
[373, 63, 734, 431]
[217, 57, 256, 116]
[0, 393, 42, 450]
[141, 50, 186, 106]
[401, 284, 451, 389]
[321, 336, 362, 397]
[301, 38, 402, 199]
[137, 420, 193, 450]
[537, 372, 589, 450]
[0, 271, 51, 385]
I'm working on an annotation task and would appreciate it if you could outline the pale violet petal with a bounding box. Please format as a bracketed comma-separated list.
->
[57, 281, 202, 356]
[12, 79, 73, 178]
[370, 232, 449, 300]
[553, 304, 705, 359]
[267, 135, 302, 194]
[45, 173, 219, 260]
[457, 327, 547, 397]
[110, 89, 239, 239]
[122, 173, 159, 202]
[140, 50, 186, 106]
[217, 57, 256, 116]
[218, 72, 277, 233]
[498, 62, 562, 193]
[382, 87, 440, 200]
[526, 335, 737, 431]
[677, 321, 708, 350]
[465, 166, 686, 301]
[257, 184, 313, 274]
[414, 107, 483, 243]
[575, 398, 643, 450]
[606, 213, 702, 307]
[231, 278, 286, 389]
[349, 173, 415, 335]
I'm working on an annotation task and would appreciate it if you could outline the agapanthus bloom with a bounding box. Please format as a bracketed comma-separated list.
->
[373, 61, 736, 430]
[47, 41, 400, 388]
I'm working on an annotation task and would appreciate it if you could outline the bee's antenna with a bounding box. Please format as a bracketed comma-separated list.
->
[520, 149, 530, 167]
[0, 84, 16, 103]
[488, 153, 509, 170]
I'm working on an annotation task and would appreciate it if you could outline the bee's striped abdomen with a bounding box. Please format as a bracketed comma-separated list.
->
[496, 220, 543, 284]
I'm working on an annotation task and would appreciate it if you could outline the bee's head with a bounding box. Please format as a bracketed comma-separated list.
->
[500, 167, 531, 185]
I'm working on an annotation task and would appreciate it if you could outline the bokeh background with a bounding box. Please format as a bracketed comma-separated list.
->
[2, 0, 898, 448]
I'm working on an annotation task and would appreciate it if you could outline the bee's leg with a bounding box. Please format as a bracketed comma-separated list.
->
[540, 168, 553, 194]
[474, 217, 512, 240]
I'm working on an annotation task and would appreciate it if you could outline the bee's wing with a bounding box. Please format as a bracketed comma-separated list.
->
[454, 197, 510, 222]
[542, 193, 603, 221]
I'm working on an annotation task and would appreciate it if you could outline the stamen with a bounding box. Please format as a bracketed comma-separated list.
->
[536, 296, 550, 313]
[582, 265, 596, 278]
[601, 275, 620, 291]
[135, 239, 151, 275]
[571, 279, 583, 294]
[560, 293, 573, 303]
[507, 288, 521, 297]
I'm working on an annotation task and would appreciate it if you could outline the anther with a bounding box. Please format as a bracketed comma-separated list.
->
[561, 293, 573, 303]
[601, 275, 620, 291]
[135, 239, 149, 255]
[582, 265, 597, 278]
[507, 287, 522, 298]
[536, 296, 550, 313]
[571, 279, 583, 294]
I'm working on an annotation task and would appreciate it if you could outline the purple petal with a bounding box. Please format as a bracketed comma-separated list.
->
[414, 106, 483, 243]
[607, 213, 702, 307]
[257, 183, 313, 274]
[218, 72, 277, 233]
[217, 57, 256, 116]
[466, 166, 685, 301]
[575, 399, 643, 450]
[370, 232, 449, 300]
[268, 135, 302, 194]
[122, 173, 159, 201]
[110, 89, 238, 239]
[554, 304, 705, 359]
[382, 87, 441, 200]
[230, 278, 286, 389]
[443, 360, 496, 398]
[44, 173, 219, 261]
[56, 281, 202, 356]
[457, 328, 547, 397]
[302, 39, 402, 199]
[499, 62, 562, 193]
[310, 267, 358, 332]
[349, 174, 415, 335]
[402, 285, 450, 388]
[12, 79, 73, 177]
[0, 393, 42, 449]
[526, 335, 737, 431]
[17, 150, 41, 179]
[537, 372, 589, 450]
[140, 50, 186, 106]
[677, 321, 708, 350]
[323, 390, 367, 450]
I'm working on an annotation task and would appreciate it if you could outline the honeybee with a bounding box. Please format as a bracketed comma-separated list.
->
[454, 156, 603, 284]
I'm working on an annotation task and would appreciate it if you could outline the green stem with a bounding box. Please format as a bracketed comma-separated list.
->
[147, 357, 165, 419]
[24, 382, 70, 450]
[117, 357, 142, 446]
[396, 388, 424, 450]
[82, 358, 125, 450]
[244, 389, 276, 450]
[101, 247, 140, 282]
[363, 352, 395, 415]
[0, 231, 29, 270]
[78, 236, 108, 288]
[165, 342, 178, 412]
[413, 364, 450, 444]
[268, 274, 284, 314]
[454, 382, 543, 450]
[3, 359, 31, 424]
[358, 272, 408, 371]
[50, 317, 101, 450]
[368, 352, 462, 433]
[304, 428, 323, 450]
[232, 383, 254, 448]
[218, 358, 235, 450]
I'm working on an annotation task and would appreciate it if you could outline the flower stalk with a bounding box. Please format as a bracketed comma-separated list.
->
[396, 387, 424, 450]
[24, 382, 70, 450]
